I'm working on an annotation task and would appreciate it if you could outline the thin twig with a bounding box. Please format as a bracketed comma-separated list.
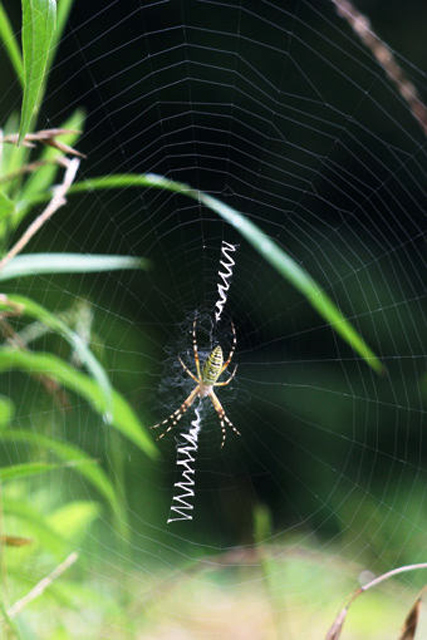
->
[325, 562, 427, 639]
[0, 157, 80, 273]
[331, 0, 427, 137]
[5, 552, 78, 620]
[359, 563, 427, 593]
[2, 129, 85, 158]
[0, 157, 69, 185]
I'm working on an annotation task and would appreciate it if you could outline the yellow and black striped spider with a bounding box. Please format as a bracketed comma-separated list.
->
[151, 319, 240, 448]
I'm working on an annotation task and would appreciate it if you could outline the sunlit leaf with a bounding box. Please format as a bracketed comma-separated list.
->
[45, 0, 74, 78]
[3, 497, 69, 556]
[20, 0, 57, 142]
[69, 173, 384, 374]
[49, 501, 100, 542]
[0, 348, 157, 458]
[0, 189, 14, 219]
[0, 460, 84, 481]
[0, 253, 149, 281]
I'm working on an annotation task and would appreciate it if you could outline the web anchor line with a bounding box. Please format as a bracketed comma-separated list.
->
[214, 241, 238, 324]
[167, 403, 202, 523]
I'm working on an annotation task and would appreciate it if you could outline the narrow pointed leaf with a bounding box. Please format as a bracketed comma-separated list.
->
[0, 460, 84, 481]
[20, 0, 57, 142]
[0, 348, 157, 457]
[70, 173, 383, 374]
[0, 3, 24, 84]
[0, 190, 14, 219]
[0, 253, 148, 281]
[0, 430, 122, 522]
[0, 294, 113, 421]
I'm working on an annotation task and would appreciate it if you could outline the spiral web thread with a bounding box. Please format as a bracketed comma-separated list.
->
[167, 241, 239, 523]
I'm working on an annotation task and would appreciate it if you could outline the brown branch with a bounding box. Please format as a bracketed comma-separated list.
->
[2, 129, 85, 158]
[4, 552, 78, 620]
[331, 0, 427, 137]
[0, 157, 80, 273]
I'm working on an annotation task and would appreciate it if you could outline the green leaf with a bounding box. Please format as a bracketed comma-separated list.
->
[0, 294, 114, 422]
[0, 112, 25, 186]
[0, 430, 122, 522]
[49, 500, 100, 542]
[0, 253, 149, 281]
[0, 3, 24, 85]
[0, 348, 158, 458]
[45, 0, 73, 76]
[3, 497, 69, 556]
[70, 173, 384, 374]
[0, 189, 15, 219]
[20, 0, 57, 142]
[0, 396, 14, 428]
[0, 460, 81, 481]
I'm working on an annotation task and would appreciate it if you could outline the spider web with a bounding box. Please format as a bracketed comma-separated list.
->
[1, 0, 427, 636]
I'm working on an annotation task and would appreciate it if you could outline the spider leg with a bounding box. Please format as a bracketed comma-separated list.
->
[178, 356, 199, 383]
[151, 386, 199, 440]
[214, 365, 238, 387]
[219, 321, 236, 374]
[209, 389, 240, 448]
[192, 317, 201, 379]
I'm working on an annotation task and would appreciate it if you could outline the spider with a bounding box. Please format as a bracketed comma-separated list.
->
[151, 318, 240, 448]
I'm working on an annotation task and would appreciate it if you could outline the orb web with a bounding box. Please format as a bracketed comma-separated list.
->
[1, 0, 426, 636]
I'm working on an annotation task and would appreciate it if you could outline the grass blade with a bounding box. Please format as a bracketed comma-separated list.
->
[0, 293, 113, 422]
[0, 3, 24, 85]
[45, 0, 73, 77]
[20, 0, 57, 142]
[0, 460, 80, 481]
[0, 430, 122, 523]
[70, 173, 383, 374]
[0, 253, 149, 281]
[2, 496, 69, 556]
[0, 348, 157, 458]
[0, 190, 15, 220]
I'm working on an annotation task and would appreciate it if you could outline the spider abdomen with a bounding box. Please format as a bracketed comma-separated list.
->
[202, 346, 223, 385]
